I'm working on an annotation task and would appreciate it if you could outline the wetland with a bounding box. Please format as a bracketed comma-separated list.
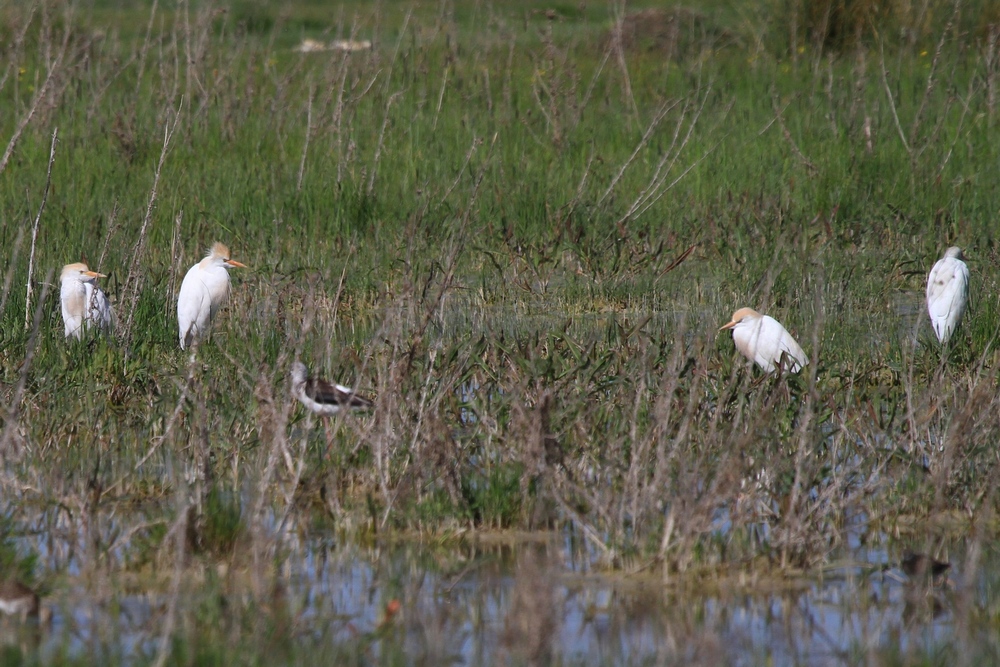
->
[3, 0, 1000, 664]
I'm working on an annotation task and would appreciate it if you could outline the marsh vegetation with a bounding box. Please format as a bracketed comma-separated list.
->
[2, 0, 1000, 663]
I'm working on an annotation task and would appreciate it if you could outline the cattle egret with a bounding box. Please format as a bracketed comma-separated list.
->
[719, 307, 808, 374]
[290, 361, 373, 416]
[0, 580, 40, 621]
[177, 242, 246, 349]
[60, 262, 112, 340]
[926, 246, 968, 345]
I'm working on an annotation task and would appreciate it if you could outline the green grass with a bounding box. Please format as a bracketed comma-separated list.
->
[4, 0, 1000, 663]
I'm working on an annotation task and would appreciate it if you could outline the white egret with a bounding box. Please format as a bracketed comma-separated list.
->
[60, 262, 112, 340]
[290, 361, 373, 415]
[719, 307, 808, 374]
[177, 242, 246, 349]
[926, 246, 968, 345]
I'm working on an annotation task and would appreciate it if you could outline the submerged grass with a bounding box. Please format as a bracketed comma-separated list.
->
[3, 0, 1000, 662]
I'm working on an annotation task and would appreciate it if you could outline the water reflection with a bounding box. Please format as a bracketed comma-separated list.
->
[12, 530, 995, 665]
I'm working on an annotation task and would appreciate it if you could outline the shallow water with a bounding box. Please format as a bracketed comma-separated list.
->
[8, 521, 991, 666]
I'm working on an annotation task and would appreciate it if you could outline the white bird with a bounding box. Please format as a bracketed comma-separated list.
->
[60, 262, 112, 340]
[177, 242, 246, 349]
[0, 580, 40, 621]
[290, 361, 373, 416]
[719, 307, 808, 374]
[926, 246, 969, 345]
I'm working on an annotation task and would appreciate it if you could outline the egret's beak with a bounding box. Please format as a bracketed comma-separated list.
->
[719, 320, 737, 331]
[225, 259, 247, 268]
[84, 270, 106, 279]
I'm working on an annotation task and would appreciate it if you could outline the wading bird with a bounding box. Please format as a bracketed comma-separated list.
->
[60, 262, 112, 340]
[719, 308, 808, 374]
[901, 552, 950, 581]
[926, 246, 968, 345]
[177, 242, 246, 349]
[290, 361, 373, 416]
[0, 580, 40, 621]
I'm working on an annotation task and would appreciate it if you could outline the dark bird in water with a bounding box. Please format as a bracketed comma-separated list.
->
[901, 552, 951, 580]
[290, 361, 373, 416]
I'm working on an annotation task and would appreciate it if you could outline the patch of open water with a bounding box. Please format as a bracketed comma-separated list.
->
[7, 521, 987, 665]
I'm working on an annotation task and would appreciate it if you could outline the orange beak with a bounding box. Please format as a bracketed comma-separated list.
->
[84, 270, 106, 279]
[225, 259, 247, 268]
[719, 319, 737, 331]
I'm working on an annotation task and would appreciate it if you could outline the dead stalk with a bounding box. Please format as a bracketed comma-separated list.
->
[297, 80, 315, 192]
[0, 21, 69, 178]
[151, 495, 188, 667]
[1, 273, 51, 454]
[380, 7, 411, 96]
[610, 0, 639, 122]
[96, 202, 122, 272]
[119, 102, 183, 347]
[24, 127, 57, 331]
[597, 100, 677, 206]
[0, 5, 37, 97]
[0, 228, 25, 320]
[135, 0, 160, 97]
[165, 210, 184, 320]
[621, 94, 726, 225]
[772, 94, 818, 176]
[116, 351, 200, 494]
[438, 135, 482, 206]
[367, 90, 404, 195]
[331, 52, 352, 185]
[907, 0, 959, 147]
[432, 65, 449, 131]
[879, 41, 913, 156]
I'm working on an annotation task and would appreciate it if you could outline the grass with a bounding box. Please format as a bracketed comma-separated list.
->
[3, 0, 1000, 663]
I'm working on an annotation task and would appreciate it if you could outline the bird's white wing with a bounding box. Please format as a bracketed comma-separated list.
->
[774, 328, 808, 372]
[85, 283, 113, 332]
[926, 257, 969, 342]
[177, 269, 211, 347]
[205, 266, 231, 320]
[750, 334, 777, 373]
[759, 316, 808, 373]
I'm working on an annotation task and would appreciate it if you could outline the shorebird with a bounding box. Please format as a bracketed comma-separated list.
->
[0, 580, 40, 621]
[926, 246, 969, 345]
[290, 361, 373, 416]
[60, 262, 112, 340]
[901, 552, 950, 580]
[177, 242, 246, 349]
[719, 308, 808, 374]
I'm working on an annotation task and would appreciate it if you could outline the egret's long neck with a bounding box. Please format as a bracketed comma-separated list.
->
[61, 279, 86, 321]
